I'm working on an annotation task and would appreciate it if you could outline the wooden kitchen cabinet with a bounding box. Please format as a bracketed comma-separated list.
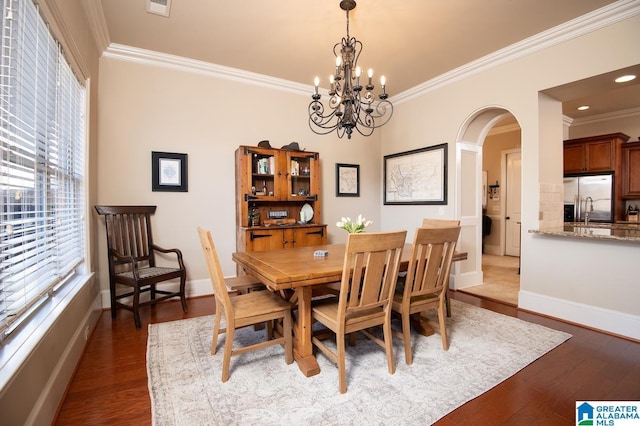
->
[563, 133, 628, 173]
[621, 140, 640, 198]
[235, 145, 326, 257]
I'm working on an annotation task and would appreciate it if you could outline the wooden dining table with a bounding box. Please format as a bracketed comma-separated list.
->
[232, 243, 467, 377]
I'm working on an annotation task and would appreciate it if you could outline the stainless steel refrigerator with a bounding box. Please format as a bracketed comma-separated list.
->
[563, 174, 613, 223]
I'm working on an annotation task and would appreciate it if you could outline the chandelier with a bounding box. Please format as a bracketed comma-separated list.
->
[308, 0, 393, 139]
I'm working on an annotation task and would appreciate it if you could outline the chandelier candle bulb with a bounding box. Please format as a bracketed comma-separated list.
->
[314, 76, 319, 95]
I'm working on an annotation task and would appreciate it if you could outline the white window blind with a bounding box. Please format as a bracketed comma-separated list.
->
[0, 0, 86, 339]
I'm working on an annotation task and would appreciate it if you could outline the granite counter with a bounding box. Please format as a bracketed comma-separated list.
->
[529, 222, 640, 243]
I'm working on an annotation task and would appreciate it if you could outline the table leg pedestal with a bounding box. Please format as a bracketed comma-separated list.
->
[292, 287, 321, 377]
[410, 313, 435, 336]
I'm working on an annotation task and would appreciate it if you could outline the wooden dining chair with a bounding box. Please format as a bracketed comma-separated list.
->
[197, 227, 293, 382]
[421, 218, 460, 228]
[95, 205, 187, 329]
[392, 226, 460, 364]
[420, 218, 460, 317]
[311, 230, 407, 394]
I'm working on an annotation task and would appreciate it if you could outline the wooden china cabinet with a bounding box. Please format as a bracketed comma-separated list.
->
[235, 145, 327, 255]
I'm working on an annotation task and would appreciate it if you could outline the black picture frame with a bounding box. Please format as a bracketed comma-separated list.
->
[383, 143, 448, 205]
[152, 151, 188, 192]
[336, 163, 360, 197]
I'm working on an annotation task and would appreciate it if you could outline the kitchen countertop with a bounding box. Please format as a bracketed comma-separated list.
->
[529, 222, 640, 243]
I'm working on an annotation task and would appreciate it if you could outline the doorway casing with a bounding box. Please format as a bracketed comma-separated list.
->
[451, 106, 521, 290]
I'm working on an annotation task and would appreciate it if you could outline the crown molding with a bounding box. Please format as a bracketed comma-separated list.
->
[569, 106, 640, 127]
[39, 0, 89, 80]
[94, 0, 639, 106]
[392, 0, 640, 104]
[487, 123, 521, 136]
[102, 43, 312, 96]
[84, 0, 110, 54]
[563, 115, 575, 127]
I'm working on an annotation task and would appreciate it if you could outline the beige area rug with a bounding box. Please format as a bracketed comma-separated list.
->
[147, 300, 571, 426]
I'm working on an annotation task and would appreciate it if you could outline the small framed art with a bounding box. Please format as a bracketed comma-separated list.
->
[336, 163, 360, 197]
[152, 151, 188, 192]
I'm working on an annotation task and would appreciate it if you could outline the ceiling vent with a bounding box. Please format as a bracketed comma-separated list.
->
[146, 0, 171, 17]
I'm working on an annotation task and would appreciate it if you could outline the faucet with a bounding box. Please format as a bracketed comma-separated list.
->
[584, 196, 594, 224]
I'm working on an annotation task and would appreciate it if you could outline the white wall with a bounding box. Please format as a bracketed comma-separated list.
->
[96, 54, 384, 298]
[96, 8, 640, 340]
[381, 11, 640, 339]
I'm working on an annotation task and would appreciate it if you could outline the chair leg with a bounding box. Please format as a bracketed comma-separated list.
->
[221, 327, 235, 382]
[283, 310, 293, 364]
[110, 281, 117, 319]
[348, 332, 357, 346]
[401, 311, 413, 365]
[383, 315, 396, 375]
[133, 287, 142, 329]
[445, 291, 451, 317]
[438, 305, 449, 351]
[180, 275, 188, 313]
[266, 320, 274, 340]
[211, 313, 222, 355]
[337, 332, 347, 394]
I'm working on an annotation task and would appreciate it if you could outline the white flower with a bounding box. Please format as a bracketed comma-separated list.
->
[336, 215, 373, 233]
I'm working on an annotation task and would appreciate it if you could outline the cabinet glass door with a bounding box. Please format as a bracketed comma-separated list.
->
[287, 152, 316, 201]
[249, 149, 276, 198]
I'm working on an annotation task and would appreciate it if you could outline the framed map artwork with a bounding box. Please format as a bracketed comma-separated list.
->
[383, 144, 447, 205]
[336, 163, 360, 197]
[152, 151, 188, 192]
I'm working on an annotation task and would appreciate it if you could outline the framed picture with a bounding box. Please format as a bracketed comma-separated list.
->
[336, 163, 360, 197]
[384, 143, 447, 205]
[152, 151, 188, 192]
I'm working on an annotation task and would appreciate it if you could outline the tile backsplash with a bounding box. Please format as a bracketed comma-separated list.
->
[539, 183, 563, 228]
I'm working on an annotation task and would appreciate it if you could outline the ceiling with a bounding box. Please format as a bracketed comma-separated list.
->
[97, 0, 639, 123]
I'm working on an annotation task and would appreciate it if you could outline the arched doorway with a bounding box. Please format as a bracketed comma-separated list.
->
[450, 107, 521, 301]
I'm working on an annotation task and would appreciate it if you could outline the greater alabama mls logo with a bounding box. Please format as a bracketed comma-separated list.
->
[577, 401, 640, 425]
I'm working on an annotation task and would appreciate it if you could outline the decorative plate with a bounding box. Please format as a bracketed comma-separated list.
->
[300, 203, 314, 223]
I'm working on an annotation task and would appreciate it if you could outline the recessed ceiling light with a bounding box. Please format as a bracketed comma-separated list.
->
[615, 75, 636, 83]
[577, 105, 590, 111]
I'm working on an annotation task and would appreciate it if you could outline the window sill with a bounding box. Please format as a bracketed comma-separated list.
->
[0, 273, 94, 392]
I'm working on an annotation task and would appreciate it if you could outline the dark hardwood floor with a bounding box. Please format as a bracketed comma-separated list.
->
[54, 292, 640, 425]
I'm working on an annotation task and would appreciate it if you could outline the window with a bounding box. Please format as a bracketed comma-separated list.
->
[0, 0, 86, 340]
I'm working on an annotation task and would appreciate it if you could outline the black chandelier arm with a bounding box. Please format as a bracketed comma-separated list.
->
[308, 97, 393, 138]
[357, 98, 393, 122]
[308, 100, 341, 133]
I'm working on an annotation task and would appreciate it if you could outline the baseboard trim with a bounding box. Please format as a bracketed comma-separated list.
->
[518, 290, 640, 341]
[450, 270, 484, 290]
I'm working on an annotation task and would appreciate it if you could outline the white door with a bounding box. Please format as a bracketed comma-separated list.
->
[505, 150, 521, 256]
